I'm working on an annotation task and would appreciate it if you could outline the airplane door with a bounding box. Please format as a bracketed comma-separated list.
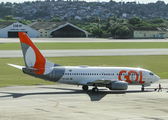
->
[142, 72, 146, 80]
[101, 72, 104, 78]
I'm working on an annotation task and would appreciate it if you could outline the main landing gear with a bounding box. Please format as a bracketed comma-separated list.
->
[82, 85, 88, 91]
[141, 85, 144, 91]
[92, 87, 99, 93]
[82, 85, 99, 93]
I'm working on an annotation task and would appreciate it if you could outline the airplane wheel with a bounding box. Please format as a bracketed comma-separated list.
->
[92, 88, 99, 93]
[82, 85, 88, 91]
[92, 88, 95, 92]
[141, 85, 144, 91]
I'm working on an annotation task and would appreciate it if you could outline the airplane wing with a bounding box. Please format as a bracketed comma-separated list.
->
[88, 79, 112, 84]
[78, 78, 118, 86]
[7, 63, 24, 70]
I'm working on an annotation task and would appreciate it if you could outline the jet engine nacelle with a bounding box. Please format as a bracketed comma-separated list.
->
[108, 81, 128, 90]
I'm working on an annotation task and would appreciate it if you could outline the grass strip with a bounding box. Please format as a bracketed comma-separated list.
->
[0, 55, 167, 87]
[1, 42, 168, 50]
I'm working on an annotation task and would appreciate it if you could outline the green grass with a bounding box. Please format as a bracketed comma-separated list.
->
[1, 42, 168, 50]
[1, 55, 168, 87]
[0, 58, 55, 87]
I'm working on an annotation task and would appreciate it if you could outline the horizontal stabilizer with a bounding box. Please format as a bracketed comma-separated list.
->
[7, 63, 24, 70]
[23, 67, 39, 73]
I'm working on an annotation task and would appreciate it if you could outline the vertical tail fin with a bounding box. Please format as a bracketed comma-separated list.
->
[18, 32, 58, 75]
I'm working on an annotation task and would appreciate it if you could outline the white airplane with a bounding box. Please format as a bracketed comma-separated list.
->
[8, 32, 160, 93]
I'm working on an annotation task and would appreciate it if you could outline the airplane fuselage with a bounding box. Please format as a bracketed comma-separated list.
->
[23, 66, 160, 87]
[57, 66, 159, 86]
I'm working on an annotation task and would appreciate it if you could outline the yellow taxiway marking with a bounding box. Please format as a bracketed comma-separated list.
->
[55, 101, 59, 107]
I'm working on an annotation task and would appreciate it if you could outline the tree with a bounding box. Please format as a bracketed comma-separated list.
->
[18, 20, 32, 25]
[0, 5, 12, 18]
[5, 2, 12, 6]
[37, 19, 43, 22]
[50, 17, 62, 22]
[112, 15, 117, 21]
[115, 26, 131, 37]
[24, 2, 31, 5]
[147, 18, 165, 24]
[34, 11, 50, 18]
[4, 15, 15, 20]
[95, 17, 100, 28]
[83, 17, 94, 22]
[129, 17, 142, 25]
[15, 11, 24, 16]
[110, 23, 121, 37]
[92, 28, 104, 38]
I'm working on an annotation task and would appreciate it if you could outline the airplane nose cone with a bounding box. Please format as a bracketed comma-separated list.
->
[155, 75, 160, 82]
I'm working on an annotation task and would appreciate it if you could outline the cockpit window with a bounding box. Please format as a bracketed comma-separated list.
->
[149, 73, 154, 75]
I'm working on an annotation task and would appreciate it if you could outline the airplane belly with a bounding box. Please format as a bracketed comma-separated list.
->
[57, 76, 83, 85]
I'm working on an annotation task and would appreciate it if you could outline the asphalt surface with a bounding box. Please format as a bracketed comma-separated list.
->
[0, 80, 168, 120]
[1, 38, 168, 58]
[1, 49, 168, 58]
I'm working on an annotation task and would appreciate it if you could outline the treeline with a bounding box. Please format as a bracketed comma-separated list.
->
[71, 17, 168, 38]
[1, 15, 168, 38]
[0, 4, 12, 18]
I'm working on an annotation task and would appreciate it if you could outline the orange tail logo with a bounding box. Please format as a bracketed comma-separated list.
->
[19, 32, 45, 75]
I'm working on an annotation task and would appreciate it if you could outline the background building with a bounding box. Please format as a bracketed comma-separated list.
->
[0, 21, 88, 38]
[133, 28, 168, 39]
[28, 22, 88, 38]
[0, 21, 38, 38]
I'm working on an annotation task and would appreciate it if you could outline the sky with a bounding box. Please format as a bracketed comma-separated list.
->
[1, 0, 168, 4]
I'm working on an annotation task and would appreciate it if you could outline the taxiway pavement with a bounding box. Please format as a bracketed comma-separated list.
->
[0, 80, 168, 120]
[1, 49, 168, 58]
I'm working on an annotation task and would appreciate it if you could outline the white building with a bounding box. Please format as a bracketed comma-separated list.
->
[133, 28, 168, 39]
[0, 21, 38, 38]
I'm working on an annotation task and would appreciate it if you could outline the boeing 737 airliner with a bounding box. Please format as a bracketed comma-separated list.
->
[8, 32, 160, 93]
